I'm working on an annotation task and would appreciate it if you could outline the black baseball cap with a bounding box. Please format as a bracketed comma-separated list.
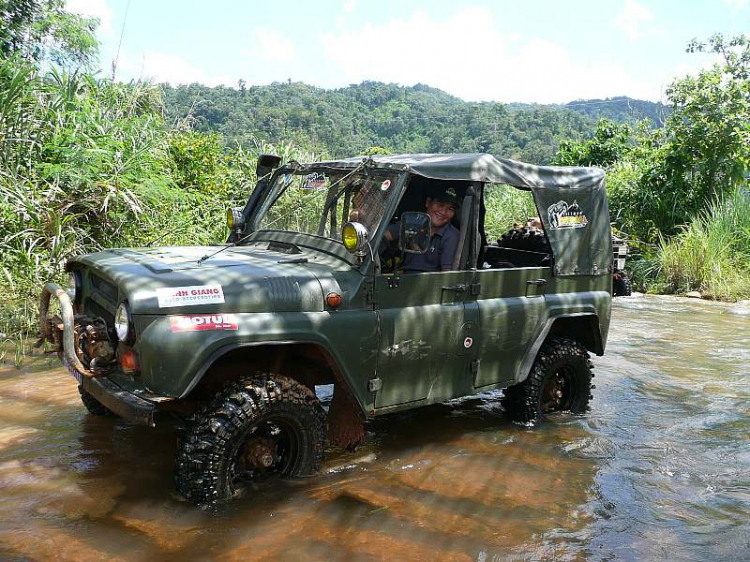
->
[432, 185, 460, 208]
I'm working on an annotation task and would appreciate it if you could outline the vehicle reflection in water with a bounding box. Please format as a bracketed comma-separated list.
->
[0, 295, 748, 560]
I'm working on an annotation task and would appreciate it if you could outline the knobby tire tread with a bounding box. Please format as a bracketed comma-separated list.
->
[502, 337, 593, 424]
[175, 373, 326, 507]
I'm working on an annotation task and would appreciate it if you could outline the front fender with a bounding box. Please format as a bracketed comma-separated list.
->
[135, 310, 379, 409]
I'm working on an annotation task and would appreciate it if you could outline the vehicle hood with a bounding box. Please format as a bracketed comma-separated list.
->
[72, 245, 346, 315]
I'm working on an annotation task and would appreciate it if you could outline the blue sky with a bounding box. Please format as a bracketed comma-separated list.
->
[68, 0, 749, 103]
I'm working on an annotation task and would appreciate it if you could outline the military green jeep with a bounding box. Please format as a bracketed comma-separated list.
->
[39, 153, 612, 506]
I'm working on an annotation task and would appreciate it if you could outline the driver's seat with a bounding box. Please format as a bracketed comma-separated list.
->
[452, 184, 479, 271]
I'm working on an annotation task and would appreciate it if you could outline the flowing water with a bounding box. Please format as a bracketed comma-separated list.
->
[0, 295, 748, 561]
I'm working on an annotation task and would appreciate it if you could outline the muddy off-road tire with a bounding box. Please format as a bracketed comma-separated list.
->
[502, 337, 593, 424]
[175, 374, 326, 506]
[498, 226, 551, 254]
[78, 386, 114, 416]
[613, 274, 632, 297]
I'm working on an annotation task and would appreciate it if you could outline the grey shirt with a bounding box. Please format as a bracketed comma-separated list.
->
[387, 222, 460, 272]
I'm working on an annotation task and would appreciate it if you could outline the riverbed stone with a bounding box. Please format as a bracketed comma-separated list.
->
[686, 291, 702, 299]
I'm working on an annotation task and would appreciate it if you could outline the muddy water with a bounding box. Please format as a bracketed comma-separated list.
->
[0, 295, 748, 561]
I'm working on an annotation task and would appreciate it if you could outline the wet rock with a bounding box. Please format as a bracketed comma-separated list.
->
[686, 291, 702, 299]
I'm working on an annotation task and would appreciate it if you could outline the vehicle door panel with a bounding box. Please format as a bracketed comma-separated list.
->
[374, 270, 476, 408]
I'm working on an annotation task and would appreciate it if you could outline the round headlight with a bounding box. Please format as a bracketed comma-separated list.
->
[115, 302, 132, 342]
[342, 222, 369, 256]
[66, 271, 81, 303]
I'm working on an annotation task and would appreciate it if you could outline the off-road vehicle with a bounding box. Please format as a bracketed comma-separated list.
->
[612, 235, 631, 296]
[39, 153, 613, 506]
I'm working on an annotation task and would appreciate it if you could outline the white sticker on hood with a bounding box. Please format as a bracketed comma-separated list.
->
[156, 285, 225, 308]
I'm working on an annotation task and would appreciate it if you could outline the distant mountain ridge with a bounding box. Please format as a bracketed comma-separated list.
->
[505, 96, 666, 124]
[162, 81, 664, 164]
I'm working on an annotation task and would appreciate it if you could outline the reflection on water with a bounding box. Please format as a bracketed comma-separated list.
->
[0, 295, 748, 560]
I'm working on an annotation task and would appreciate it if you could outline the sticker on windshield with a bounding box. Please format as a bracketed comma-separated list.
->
[156, 285, 225, 308]
[380, 179, 391, 191]
[169, 314, 238, 332]
[547, 200, 588, 230]
[302, 172, 326, 190]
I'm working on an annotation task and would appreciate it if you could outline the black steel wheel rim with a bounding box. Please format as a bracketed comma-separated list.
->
[228, 414, 304, 489]
[540, 365, 576, 413]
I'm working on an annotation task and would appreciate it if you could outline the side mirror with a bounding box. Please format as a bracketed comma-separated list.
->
[256, 154, 282, 179]
[399, 212, 431, 254]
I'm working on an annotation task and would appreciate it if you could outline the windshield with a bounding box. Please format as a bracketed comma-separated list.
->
[254, 167, 398, 243]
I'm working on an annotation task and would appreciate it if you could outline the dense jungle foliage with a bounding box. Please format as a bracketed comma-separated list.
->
[161, 82, 662, 165]
[554, 34, 750, 299]
[1, 1, 749, 353]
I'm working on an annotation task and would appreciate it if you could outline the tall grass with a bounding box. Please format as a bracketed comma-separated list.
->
[483, 185, 538, 241]
[0, 59, 323, 348]
[655, 187, 750, 300]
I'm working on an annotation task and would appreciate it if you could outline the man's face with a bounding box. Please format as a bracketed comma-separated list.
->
[425, 198, 457, 229]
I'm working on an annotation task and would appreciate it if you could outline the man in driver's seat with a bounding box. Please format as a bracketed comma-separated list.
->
[384, 185, 461, 272]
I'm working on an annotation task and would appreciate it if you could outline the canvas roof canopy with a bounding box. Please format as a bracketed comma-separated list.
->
[305, 153, 611, 277]
[314, 153, 605, 190]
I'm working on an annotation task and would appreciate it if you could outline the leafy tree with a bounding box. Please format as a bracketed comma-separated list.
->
[660, 34, 750, 210]
[553, 34, 750, 244]
[623, 34, 750, 241]
[553, 118, 633, 167]
[0, 0, 98, 67]
[0, 0, 37, 56]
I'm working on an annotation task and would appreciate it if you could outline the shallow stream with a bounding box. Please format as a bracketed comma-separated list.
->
[0, 295, 748, 560]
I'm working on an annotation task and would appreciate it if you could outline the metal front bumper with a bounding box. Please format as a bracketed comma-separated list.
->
[40, 283, 156, 427]
[61, 355, 155, 426]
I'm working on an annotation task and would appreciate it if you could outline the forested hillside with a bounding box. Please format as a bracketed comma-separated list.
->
[162, 82, 662, 164]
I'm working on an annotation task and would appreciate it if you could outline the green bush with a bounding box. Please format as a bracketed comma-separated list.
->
[483, 186, 539, 241]
[655, 188, 750, 300]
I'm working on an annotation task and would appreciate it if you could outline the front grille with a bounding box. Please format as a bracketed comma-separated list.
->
[90, 273, 118, 303]
[84, 298, 115, 325]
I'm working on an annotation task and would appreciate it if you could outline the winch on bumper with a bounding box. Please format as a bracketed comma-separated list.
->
[38, 283, 157, 427]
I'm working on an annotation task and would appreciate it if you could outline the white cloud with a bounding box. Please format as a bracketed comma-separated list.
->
[252, 28, 296, 62]
[722, 0, 748, 9]
[121, 51, 233, 86]
[66, 0, 114, 37]
[615, 0, 655, 41]
[319, 7, 658, 103]
[344, 1, 356, 13]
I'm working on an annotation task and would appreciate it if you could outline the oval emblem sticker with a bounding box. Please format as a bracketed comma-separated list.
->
[380, 179, 391, 191]
[463, 337, 473, 349]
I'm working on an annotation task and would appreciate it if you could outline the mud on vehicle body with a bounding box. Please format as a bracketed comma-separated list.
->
[39, 153, 613, 506]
